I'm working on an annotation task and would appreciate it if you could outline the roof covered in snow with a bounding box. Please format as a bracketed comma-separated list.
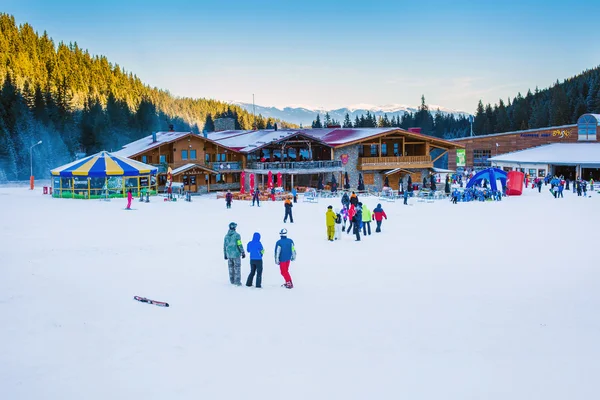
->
[489, 143, 600, 165]
[113, 131, 193, 158]
[208, 127, 461, 153]
[113, 131, 238, 158]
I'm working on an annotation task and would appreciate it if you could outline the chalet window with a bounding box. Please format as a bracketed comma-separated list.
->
[160, 155, 166, 164]
[381, 144, 387, 156]
[205, 154, 210, 163]
[142, 155, 147, 163]
[393, 143, 399, 156]
[538, 169, 546, 177]
[370, 145, 377, 156]
[190, 176, 196, 185]
[182, 150, 188, 160]
[190, 150, 197, 160]
[183, 175, 189, 185]
[473, 150, 491, 168]
[358, 146, 364, 157]
[528, 169, 536, 177]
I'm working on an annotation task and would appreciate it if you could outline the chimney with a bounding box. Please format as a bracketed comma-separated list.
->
[274, 123, 278, 131]
[152, 132, 157, 143]
[203, 130, 208, 138]
[169, 124, 174, 132]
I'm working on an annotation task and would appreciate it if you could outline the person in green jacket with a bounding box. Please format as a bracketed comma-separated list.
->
[360, 202, 372, 236]
[223, 222, 246, 286]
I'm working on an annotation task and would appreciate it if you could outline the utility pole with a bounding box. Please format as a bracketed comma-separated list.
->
[30, 140, 42, 190]
[252, 94, 256, 130]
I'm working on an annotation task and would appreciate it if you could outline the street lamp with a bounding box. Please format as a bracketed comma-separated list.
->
[30, 140, 42, 190]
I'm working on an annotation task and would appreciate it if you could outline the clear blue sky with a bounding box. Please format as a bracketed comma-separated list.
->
[5, 0, 600, 113]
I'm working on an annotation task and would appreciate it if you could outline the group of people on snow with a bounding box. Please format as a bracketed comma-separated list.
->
[223, 223, 297, 289]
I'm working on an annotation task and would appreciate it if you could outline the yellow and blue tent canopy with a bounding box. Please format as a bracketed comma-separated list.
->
[51, 151, 158, 177]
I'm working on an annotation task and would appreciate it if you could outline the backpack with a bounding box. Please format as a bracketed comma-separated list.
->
[335, 213, 341, 224]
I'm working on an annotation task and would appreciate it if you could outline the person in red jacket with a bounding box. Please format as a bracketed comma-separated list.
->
[372, 203, 387, 233]
[346, 203, 356, 234]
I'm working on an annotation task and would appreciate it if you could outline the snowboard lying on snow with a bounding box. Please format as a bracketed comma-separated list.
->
[134, 295, 169, 307]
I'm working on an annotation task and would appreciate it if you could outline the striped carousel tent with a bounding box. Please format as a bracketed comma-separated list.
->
[51, 150, 157, 177]
[50, 151, 158, 199]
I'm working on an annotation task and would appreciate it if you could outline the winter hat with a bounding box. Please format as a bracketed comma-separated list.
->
[279, 228, 288, 236]
[327, 205, 332, 209]
[358, 202, 363, 206]
[229, 222, 237, 230]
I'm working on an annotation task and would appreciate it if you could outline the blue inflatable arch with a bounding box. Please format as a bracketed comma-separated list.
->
[466, 168, 508, 192]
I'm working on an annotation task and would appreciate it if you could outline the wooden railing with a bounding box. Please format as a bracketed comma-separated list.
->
[358, 155, 432, 170]
[247, 160, 343, 170]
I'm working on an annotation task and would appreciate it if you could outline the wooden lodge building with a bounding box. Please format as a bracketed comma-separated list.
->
[447, 114, 600, 179]
[114, 126, 464, 193]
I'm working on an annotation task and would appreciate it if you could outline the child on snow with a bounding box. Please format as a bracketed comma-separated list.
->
[334, 208, 343, 240]
[225, 190, 233, 209]
[245, 232, 264, 288]
[126, 188, 133, 209]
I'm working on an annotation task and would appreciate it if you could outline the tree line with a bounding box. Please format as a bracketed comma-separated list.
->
[0, 13, 291, 181]
[312, 67, 600, 139]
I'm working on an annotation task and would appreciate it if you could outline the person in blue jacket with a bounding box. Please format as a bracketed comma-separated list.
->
[245, 232, 264, 288]
[274, 228, 297, 288]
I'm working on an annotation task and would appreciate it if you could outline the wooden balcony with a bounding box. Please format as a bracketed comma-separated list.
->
[246, 160, 343, 173]
[358, 155, 432, 171]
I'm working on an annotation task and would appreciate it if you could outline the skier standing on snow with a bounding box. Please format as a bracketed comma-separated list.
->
[284, 197, 294, 223]
[372, 203, 388, 233]
[126, 188, 133, 209]
[225, 190, 233, 209]
[245, 232, 264, 288]
[252, 188, 260, 207]
[325, 205, 336, 241]
[292, 187, 298, 203]
[274, 228, 296, 289]
[360, 202, 372, 236]
[223, 222, 246, 286]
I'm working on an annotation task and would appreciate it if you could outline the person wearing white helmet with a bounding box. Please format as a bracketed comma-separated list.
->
[223, 222, 246, 286]
[274, 228, 296, 289]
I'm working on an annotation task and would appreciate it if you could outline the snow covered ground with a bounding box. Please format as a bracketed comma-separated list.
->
[1, 185, 599, 400]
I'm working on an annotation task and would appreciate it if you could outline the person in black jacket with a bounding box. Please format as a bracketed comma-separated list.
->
[352, 204, 362, 241]
[252, 188, 260, 207]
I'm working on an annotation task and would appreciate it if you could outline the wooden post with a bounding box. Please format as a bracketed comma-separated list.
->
[137, 176, 140, 196]
[291, 174, 294, 190]
[379, 137, 382, 157]
[402, 139, 405, 157]
[88, 177, 91, 199]
[72, 178, 74, 198]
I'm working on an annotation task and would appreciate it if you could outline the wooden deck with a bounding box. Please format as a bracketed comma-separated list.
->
[358, 155, 433, 170]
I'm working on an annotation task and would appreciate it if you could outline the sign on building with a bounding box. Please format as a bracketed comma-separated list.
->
[456, 149, 466, 167]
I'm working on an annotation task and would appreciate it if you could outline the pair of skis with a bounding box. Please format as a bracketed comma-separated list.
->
[134, 295, 169, 307]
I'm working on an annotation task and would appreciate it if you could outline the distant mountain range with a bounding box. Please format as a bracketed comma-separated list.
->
[231, 102, 471, 127]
